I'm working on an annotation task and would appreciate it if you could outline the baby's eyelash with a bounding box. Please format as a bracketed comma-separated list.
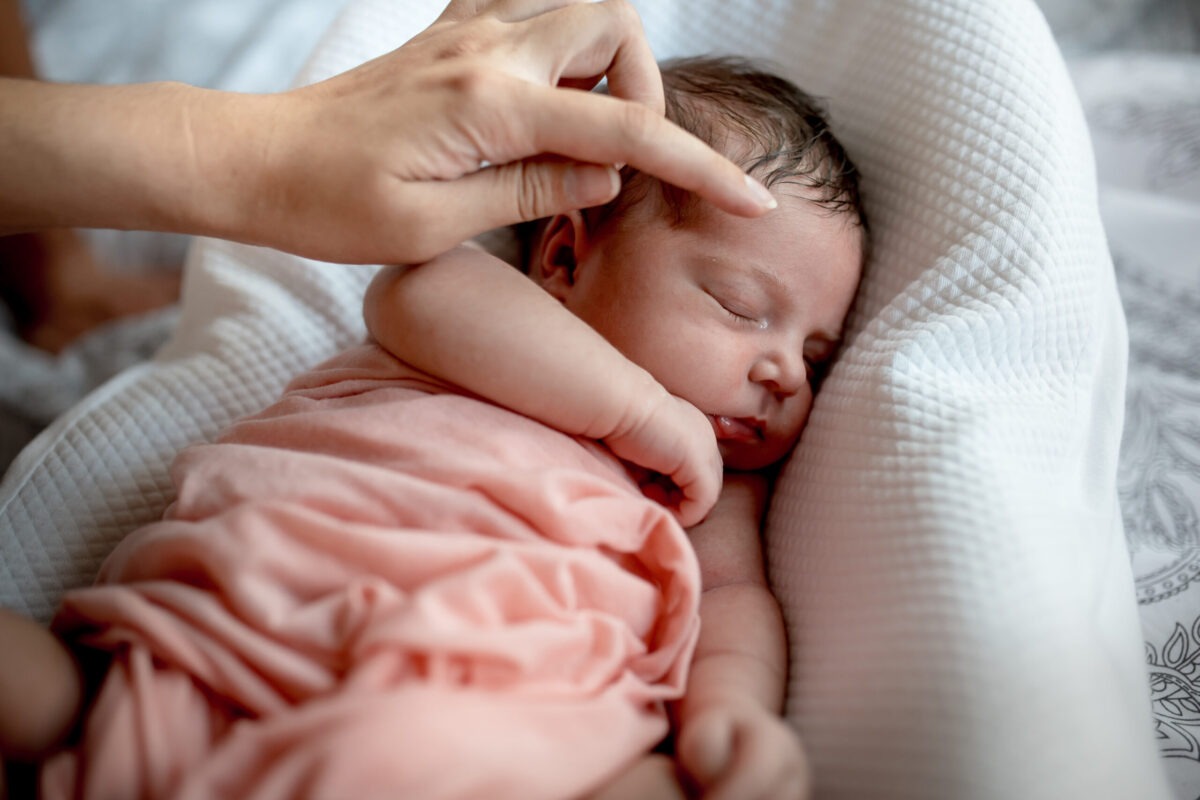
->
[721, 305, 759, 325]
[710, 293, 766, 328]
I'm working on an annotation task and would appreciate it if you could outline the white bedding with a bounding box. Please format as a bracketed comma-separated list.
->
[0, 0, 1190, 797]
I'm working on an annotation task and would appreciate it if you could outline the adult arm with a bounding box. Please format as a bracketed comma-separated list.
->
[364, 246, 722, 527]
[676, 472, 809, 800]
[0, 0, 776, 265]
[0, 0, 179, 351]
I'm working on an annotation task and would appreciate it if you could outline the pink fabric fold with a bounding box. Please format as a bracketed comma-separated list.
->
[45, 344, 700, 800]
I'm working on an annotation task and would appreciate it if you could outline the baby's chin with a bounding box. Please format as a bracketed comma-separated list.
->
[718, 437, 796, 472]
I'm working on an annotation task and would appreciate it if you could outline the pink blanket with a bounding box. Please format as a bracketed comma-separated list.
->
[45, 344, 701, 800]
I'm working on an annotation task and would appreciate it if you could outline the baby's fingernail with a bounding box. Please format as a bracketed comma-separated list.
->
[744, 174, 777, 211]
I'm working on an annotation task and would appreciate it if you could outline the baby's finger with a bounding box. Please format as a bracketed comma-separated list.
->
[672, 445, 721, 528]
[678, 712, 735, 790]
[707, 728, 810, 800]
[677, 473, 720, 528]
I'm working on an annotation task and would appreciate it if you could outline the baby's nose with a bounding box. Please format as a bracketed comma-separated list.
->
[749, 351, 805, 399]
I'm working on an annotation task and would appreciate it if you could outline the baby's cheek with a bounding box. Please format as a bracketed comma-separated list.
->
[650, 345, 730, 402]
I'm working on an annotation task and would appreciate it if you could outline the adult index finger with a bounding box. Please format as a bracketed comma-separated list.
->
[520, 84, 777, 217]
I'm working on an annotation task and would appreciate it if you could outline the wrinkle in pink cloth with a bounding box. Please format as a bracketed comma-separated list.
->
[45, 344, 701, 800]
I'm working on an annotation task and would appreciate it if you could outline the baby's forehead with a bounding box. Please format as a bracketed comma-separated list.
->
[601, 184, 866, 287]
[610, 174, 830, 232]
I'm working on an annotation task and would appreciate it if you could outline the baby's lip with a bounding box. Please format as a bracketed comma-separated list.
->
[709, 415, 765, 443]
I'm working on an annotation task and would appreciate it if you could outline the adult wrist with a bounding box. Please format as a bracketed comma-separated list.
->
[148, 83, 285, 247]
[0, 77, 283, 243]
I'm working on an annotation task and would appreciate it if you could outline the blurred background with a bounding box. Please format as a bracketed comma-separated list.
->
[1, 0, 349, 469]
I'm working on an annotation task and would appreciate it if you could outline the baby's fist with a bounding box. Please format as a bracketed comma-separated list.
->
[677, 703, 810, 800]
[605, 393, 721, 528]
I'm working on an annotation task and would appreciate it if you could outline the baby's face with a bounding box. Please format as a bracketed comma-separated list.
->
[557, 189, 863, 470]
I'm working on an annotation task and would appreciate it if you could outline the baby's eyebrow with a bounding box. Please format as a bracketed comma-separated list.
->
[705, 256, 788, 299]
[741, 261, 789, 298]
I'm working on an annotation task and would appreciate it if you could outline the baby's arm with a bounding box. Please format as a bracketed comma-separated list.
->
[677, 472, 809, 800]
[0, 607, 83, 764]
[364, 246, 721, 526]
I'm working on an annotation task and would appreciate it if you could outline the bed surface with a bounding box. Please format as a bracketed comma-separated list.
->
[1035, 5, 1200, 793]
[1074, 52, 1200, 797]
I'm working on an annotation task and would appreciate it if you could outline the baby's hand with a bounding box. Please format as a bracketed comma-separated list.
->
[677, 700, 810, 800]
[604, 393, 722, 528]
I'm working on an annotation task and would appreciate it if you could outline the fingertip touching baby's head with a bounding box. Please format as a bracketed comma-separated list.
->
[586, 55, 868, 248]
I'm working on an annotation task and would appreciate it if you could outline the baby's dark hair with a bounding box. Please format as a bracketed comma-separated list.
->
[587, 55, 867, 235]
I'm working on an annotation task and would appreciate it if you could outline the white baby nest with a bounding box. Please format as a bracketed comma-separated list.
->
[0, 0, 1172, 797]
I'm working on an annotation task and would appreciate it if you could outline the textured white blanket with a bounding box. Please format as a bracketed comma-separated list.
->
[0, 0, 1170, 797]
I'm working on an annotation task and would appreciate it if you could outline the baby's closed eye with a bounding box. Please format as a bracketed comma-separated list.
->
[704, 287, 769, 329]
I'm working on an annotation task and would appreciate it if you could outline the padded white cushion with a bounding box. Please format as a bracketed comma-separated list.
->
[0, 0, 1170, 797]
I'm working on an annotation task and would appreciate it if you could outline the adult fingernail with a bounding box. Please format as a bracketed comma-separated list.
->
[567, 165, 620, 208]
[745, 174, 777, 210]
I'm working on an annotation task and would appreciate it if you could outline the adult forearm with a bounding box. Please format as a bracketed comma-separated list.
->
[0, 77, 272, 239]
[0, 0, 776, 266]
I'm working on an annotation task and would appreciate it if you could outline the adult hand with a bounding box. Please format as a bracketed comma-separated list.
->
[0, 0, 777, 266]
[251, 0, 779, 263]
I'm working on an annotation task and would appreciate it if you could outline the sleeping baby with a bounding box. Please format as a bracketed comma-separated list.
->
[0, 56, 866, 800]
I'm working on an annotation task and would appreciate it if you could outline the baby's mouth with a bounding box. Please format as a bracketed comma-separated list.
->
[709, 415, 765, 444]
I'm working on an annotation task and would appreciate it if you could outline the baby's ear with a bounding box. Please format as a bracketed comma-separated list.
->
[532, 211, 586, 302]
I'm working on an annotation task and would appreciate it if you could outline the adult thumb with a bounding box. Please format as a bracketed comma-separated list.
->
[446, 160, 621, 233]
[514, 160, 621, 221]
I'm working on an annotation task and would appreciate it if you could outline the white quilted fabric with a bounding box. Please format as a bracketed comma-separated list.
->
[0, 0, 1170, 796]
